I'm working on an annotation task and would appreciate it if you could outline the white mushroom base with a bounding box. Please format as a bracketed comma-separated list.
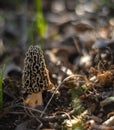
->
[25, 91, 43, 108]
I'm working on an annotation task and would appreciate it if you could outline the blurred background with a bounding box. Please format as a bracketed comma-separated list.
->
[1, 1, 114, 129]
[0, 0, 114, 68]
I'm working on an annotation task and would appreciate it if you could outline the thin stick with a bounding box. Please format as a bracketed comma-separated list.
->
[40, 74, 81, 117]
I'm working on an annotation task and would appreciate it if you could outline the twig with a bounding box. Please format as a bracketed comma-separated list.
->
[27, 109, 43, 129]
[41, 109, 76, 122]
[40, 74, 82, 117]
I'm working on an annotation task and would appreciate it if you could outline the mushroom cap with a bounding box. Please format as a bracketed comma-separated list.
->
[22, 45, 54, 94]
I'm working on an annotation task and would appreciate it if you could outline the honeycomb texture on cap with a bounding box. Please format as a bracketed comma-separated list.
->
[22, 45, 53, 94]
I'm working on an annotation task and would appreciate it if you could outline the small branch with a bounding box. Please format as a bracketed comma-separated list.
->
[40, 74, 83, 117]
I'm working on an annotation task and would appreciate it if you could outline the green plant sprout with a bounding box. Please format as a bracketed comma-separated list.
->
[101, 0, 114, 9]
[71, 85, 84, 115]
[0, 64, 6, 109]
[81, 85, 89, 93]
[72, 122, 83, 130]
[35, 0, 47, 39]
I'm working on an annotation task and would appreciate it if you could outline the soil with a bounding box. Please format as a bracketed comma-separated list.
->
[1, 0, 114, 130]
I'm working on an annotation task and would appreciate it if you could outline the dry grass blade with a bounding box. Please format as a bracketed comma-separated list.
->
[40, 74, 82, 117]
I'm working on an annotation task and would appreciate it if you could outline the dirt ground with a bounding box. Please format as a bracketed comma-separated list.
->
[1, 0, 114, 130]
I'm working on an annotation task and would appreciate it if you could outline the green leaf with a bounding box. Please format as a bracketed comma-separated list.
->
[0, 64, 6, 109]
[35, 0, 47, 39]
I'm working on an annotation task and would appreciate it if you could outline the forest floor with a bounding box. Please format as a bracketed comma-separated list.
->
[1, 0, 114, 130]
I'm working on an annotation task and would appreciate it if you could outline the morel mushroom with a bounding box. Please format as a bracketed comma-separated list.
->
[22, 45, 54, 108]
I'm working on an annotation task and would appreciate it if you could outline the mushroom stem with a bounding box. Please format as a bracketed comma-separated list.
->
[25, 91, 43, 108]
